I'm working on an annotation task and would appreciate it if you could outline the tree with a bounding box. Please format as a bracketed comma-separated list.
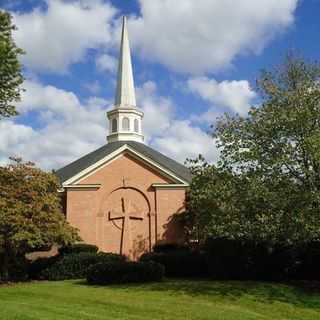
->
[186, 55, 320, 246]
[0, 158, 79, 281]
[0, 10, 24, 118]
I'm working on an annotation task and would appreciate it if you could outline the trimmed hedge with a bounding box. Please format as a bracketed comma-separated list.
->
[0, 255, 28, 282]
[294, 241, 320, 280]
[205, 238, 302, 281]
[87, 260, 164, 285]
[153, 243, 190, 253]
[140, 250, 207, 277]
[28, 255, 61, 280]
[40, 252, 126, 280]
[59, 244, 99, 255]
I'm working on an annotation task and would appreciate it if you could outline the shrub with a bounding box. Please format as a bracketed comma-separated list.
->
[59, 243, 99, 255]
[27, 255, 61, 280]
[205, 238, 256, 280]
[87, 260, 164, 285]
[140, 251, 207, 277]
[153, 243, 190, 253]
[0, 256, 29, 282]
[41, 252, 126, 280]
[295, 241, 320, 280]
[204, 238, 300, 281]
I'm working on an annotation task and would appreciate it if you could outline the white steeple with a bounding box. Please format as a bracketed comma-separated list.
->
[107, 16, 144, 144]
[115, 16, 136, 108]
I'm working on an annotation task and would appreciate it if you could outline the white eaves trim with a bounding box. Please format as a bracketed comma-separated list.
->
[64, 184, 101, 190]
[62, 144, 189, 187]
[152, 183, 188, 189]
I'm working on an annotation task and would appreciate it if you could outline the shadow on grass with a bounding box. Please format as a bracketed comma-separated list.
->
[75, 279, 320, 309]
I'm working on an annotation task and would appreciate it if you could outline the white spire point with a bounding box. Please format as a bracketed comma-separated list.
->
[115, 16, 136, 108]
[106, 16, 144, 144]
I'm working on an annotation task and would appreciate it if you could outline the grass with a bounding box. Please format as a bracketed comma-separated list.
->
[0, 280, 320, 320]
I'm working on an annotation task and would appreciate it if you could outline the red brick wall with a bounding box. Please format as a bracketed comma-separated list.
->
[65, 152, 187, 259]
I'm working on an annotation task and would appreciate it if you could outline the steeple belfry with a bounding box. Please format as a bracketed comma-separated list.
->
[107, 16, 144, 144]
[115, 16, 136, 108]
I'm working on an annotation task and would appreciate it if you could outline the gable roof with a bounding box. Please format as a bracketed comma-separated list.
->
[55, 141, 192, 185]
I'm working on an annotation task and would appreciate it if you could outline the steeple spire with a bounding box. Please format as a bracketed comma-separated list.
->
[115, 16, 136, 108]
[106, 16, 144, 144]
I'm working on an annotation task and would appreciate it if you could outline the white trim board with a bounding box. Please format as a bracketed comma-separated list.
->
[152, 183, 188, 189]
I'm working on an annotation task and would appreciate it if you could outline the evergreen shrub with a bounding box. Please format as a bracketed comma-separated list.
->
[140, 250, 207, 277]
[40, 252, 125, 280]
[87, 260, 164, 285]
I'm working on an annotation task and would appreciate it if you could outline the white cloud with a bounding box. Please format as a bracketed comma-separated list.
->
[188, 77, 256, 118]
[0, 79, 108, 169]
[137, 81, 174, 140]
[152, 120, 218, 164]
[137, 81, 218, 162]
[12, 0, 117, 73]
[83, 80, 102, 95]
[0, 79, 218, 169]
[129, 0, 298, 74]
[96, 53, 117, 73]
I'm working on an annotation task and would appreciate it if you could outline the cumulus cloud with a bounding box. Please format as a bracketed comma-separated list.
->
[0, 79, 109, 169]
[137, 81, 174, 140]
[129, 0, 298, 74]
[0, 79, 218, 169]
[152, 120, 218, 164]
[96, 53, 117, 73]
[12, 0, 117, 73]
[188, 77, 256, 118]
[137, 81, 218, 162]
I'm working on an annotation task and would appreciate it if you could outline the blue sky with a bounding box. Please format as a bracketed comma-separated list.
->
[0, 0, 319, 170]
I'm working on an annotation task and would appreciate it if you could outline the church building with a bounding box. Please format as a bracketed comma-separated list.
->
[56, 17, 191, 259]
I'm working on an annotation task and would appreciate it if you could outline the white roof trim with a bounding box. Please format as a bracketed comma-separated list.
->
[64, 184, 101, 190]
[62, 146, 127, 186]
[62, 144, 189, 187]
[152, 183, 188, 189]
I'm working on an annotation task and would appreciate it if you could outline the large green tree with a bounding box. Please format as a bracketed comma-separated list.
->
[186, 56, 320, 245]
[0, 158, 79, 280]
[0, 10, 24, 118]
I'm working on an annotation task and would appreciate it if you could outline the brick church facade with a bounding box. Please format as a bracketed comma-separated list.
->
[56, 17, 191, 259]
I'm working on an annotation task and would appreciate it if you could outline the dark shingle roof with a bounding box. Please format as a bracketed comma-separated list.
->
[55, 141, 192, 184]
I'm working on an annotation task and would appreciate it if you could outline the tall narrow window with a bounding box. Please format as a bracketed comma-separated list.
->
[122, 117, 130, 130]
[112, 118, 117, 132]
[134, 119, 139, 133]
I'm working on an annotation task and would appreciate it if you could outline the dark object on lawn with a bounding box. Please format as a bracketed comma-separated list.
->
[87, 260, 164, 285]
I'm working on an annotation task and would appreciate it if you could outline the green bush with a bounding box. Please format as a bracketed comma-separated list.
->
[153, 243, 190, 253]
[28, 255, 61, 280]
[0, 255, 28, 282]
[59, 243, 99, 255]
[87, 260, 164, 285]
[204, 238, 300, 281]
[41, 252, 126, 280]
[140, 251, 207, 277]
[295, 241, 320, 280]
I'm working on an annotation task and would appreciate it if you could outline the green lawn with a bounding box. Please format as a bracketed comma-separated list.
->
[0, 280, 320, 320]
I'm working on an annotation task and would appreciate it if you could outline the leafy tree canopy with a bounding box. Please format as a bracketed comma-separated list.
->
[0, 10, 24, 118]
[0, 158, 79, 280]
[186, 55, 320, 246]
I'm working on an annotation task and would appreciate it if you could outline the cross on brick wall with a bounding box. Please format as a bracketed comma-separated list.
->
[108, 196, 143, 256]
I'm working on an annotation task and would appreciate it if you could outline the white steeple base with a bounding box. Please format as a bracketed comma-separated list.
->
[106, 108, 144, 143]
[106, 16, 144, 144]
[107, 132, 144, 143]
